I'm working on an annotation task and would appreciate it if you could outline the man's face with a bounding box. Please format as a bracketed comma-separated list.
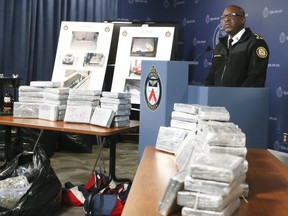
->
[221, 6, 245, 37]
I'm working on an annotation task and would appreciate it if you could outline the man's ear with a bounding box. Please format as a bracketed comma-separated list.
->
[241, 16, 246, 25]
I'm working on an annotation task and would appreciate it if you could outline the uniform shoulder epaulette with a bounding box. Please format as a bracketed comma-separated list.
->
[254, 33, 263, 40]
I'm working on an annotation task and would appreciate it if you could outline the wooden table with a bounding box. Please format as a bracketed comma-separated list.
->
[122, 146, 288, 216]
[0, 116, 139, 182]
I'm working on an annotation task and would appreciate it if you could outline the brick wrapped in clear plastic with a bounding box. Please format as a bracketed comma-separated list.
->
[189, 153, 246, 183]
[18, 85, 44, 92]
[175, 132, 197, 171]
[157, 170, 189, 216]
[13, 102, 40, 118]
[207, 146, 247, 157]
[198, 106, 230, 122]
[69, 89, 101, 96]
[170, 119, 198, 132]
[112, 120, 130, 127]
[30, 81, 61, 88]
[173, 103, 200, 115]
[90, 107, 115, 128]
[184, 174, 246, 196]
[101, 103, 131, 111]
[68, 95, 100, 101]
[156, 126, 187, 154]
[39, 103, 59, 121]
[64, 105, 93, 123]
[177, 185, 243, 211]
[100, 97, 131, 105]
[101, 91, 131, 99]
[197, 124, 246, 147]
[181, 198, 240, 216]
[171, 111, 199, 123]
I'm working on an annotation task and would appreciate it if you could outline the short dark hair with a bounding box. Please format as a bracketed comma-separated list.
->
[229, 5, 245, 17]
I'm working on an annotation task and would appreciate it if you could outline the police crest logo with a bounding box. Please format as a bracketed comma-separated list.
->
[144, 65, 162, 111]
[256, 46, 268, 58]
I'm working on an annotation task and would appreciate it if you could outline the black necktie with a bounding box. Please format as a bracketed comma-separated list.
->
[228, 38, 233, 48]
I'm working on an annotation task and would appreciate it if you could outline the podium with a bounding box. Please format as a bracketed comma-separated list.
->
[139, 60, 269, 159]
[139, 60, 195, 158]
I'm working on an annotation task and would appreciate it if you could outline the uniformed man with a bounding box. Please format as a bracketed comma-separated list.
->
[205, 5, 269, 87]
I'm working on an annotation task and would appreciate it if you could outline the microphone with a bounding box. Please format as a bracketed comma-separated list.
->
[193, 46, 212, 62]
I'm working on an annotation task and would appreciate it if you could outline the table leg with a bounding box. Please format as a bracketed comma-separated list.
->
[92, 135, 106, 174]
[4, 126, 12, 161]
[91, 135, 131, 183]
[109, 136, 131, 183]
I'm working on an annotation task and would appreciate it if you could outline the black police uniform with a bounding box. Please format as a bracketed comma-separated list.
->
[205, 28, 269, 87]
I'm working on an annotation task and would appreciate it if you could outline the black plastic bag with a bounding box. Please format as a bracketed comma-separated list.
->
[0, 146, 62, 216]
[58, 132, 96, 153]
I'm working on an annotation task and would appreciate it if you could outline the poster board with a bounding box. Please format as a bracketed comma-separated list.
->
[111, 26, 175, 104]
[52, 21, 114, 90]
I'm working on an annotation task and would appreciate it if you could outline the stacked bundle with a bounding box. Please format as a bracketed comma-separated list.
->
[40, 87, 70, 121]
[14, 81, 61, 118]
[64, 89, 101, 124]
[170, 103, 200, 133]
[178, 153, 245, 216]
[157, 103, 248, 216]
[99, 91, 131, 127]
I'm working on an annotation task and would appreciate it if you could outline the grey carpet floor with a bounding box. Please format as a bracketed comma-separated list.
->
[52, 141, 139, 215]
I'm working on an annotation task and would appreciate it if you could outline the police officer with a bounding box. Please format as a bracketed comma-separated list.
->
[205, 5, 269, 87]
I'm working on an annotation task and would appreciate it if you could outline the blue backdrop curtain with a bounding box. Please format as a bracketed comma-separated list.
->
[0, 0, 118, 85]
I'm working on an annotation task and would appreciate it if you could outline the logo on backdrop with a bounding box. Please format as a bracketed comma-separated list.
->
[212, 23, 227, 48]
[128, 0, 148, 4]
[279, 32, 288, 43]
[263, 7, 283, 18]
[144, 65, 162, 111]
[277, 86, 283, 98]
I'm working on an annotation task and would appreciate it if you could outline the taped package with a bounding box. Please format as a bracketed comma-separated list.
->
[18, 96, 43, 103]
[13, 102, 40, 118]
[175, 132, 197, 171]
[39, 104, 59, 121]
[177, 185, 243, 211]
[69, 89, 101, 96]
[43, 87, 70, 95]
[197, 124, 246, 147]
[18, 85, 44, 92]
[100, 97, 131, 105]
[157, 170, 189, 216]
[114, 109, 130, 116]
[101, 103, 131, 111]
[113, 116, 129, 122]
[173, 103, 200, 115]
[198, 106, 230, 122]
[101, 91, 131, 99]
[90, 107, 115, 128]
[171, 111, 199, 123]
[68, 95, 100, 101]
[155, 126, 187, 154]
[43, 92, 69, 100]
[112, 120, 130, 127]
[184, 174, 246, 196]
[189, 153, 246, 183]
[170, 119, 197, 132]
[181, 198, 240, 216]
[67, 100, 100, 107]
[19, 91, 43, 98]
[64, 105, 93, 123]
[30, 81, 61, 88]
[207, 146, 247, 157]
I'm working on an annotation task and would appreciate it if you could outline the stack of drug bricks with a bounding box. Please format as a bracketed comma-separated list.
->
[156, 103, 248, 216]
